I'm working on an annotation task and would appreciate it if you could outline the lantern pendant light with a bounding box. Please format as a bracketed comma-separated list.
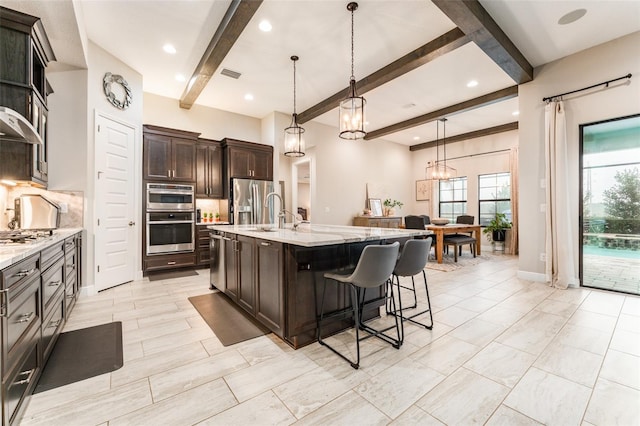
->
[284, 55, 305, 157]
[339, 2, 366, 140]
[426, 118, 457, 180]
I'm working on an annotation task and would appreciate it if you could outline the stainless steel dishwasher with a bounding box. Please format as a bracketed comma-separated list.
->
[209, 231, 227, 291]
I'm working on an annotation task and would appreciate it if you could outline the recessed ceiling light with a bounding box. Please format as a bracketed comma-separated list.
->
[163, 44, 176, 54]
[512, 110, 520, 116]
[467, 80, 478, 88]
[259, 20, 272, 32]
[244, 93, 254, 101]
[413, 136, 420, 141]
[558, 9, 587, 25]
[175, 74, 186, 82]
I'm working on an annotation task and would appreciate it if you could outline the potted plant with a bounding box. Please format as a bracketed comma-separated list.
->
[483, 212, 512, 242]
[383, 199, 403, 216]
[215, 212, 220, 222]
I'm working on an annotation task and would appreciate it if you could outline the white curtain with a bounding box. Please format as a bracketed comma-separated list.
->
[544, 101, 579, 289]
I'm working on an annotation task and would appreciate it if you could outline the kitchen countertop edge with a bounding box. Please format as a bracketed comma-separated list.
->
[0, 228, 84, 270]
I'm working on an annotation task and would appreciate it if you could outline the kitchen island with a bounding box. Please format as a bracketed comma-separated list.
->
[207, 223, 430, 348]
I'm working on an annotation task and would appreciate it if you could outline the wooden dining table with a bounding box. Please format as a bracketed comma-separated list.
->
[426, 224, 482, 264]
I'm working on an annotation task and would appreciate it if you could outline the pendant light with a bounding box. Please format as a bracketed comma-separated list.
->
[284, 55, 305, 157]
[426, 118, 457, 180]
[339, 2, 366, 140]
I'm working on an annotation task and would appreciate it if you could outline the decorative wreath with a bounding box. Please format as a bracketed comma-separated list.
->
[103, 72, 132, 110]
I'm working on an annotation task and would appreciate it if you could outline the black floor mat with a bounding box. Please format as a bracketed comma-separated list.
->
[34, 322, 123, 393]
[148, 269, 199, 281]
[189, 292, 271, 346]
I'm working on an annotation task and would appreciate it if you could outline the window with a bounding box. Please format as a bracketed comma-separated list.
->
[439, 177, 467, 221]
[479, 172, 511, 226]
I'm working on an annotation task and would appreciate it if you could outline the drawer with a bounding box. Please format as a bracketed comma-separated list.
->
[41, 256, 64, 314]
[5, 274, 41, 375]
[144, 253, 196, 272]
[3, 336, 40, 426]
[64, 250, 77, 281]
[40, 241, 64, 272]
[65, 272, 77, 313]
[1, 253, 39, 292]
[197, 228, 211, 240]
[64, 236, 76, 254]
[41, 292, 64, 361]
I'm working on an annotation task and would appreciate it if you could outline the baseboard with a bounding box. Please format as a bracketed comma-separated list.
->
[517, 270, 547, 282]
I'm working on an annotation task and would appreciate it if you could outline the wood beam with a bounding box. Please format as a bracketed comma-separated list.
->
[431, 0, 533, 84]
[296, 28, 470, 124]
[365, 85, 517, 140]
[179, 0, 262, 109]
[410, 121, 518, 151]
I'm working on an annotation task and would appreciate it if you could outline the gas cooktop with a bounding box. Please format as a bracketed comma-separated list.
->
[0, 230, 54, 245]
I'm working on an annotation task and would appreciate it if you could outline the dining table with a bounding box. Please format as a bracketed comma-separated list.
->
[426, 223, 482, 264]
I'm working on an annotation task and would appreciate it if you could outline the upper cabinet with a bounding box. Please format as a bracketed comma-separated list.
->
[222, 138, 273, 181]
[143, 125, 199, 182]
[196, 139, 222, 198]
[0, 6, 55, 187]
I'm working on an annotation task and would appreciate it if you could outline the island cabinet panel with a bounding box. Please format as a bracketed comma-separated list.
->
[237, 235, 256, 315]
[224, 235, 239, 300]
[255, 239, 284, 337]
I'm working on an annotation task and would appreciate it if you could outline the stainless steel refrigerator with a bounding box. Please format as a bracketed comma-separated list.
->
[229, 178, 276, 225]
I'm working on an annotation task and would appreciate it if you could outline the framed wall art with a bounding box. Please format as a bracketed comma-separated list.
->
[368, 198, 383, 217]
[416, 179, 431, 201]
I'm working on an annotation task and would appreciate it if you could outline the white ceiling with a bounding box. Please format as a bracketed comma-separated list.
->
[2, 0, 639, 146]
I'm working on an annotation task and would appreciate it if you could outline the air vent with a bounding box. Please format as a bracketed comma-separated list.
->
[221, 68, 241, 79]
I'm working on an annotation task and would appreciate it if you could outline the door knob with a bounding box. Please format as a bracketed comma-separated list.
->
[128, 221, 136, 226]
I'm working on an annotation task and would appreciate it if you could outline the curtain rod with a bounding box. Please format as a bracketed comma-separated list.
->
[542, 73, 632, 102]
[444, 148, 510, 162]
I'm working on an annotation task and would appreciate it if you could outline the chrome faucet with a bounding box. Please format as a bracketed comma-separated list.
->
[265, 192, 302, 230]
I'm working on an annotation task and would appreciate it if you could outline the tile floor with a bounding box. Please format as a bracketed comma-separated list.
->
[19, 255, 640, 425]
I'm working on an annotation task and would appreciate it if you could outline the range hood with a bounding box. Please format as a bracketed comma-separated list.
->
[0, 106, 43, 145]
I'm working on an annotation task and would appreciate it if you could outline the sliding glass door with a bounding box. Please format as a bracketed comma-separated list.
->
[580, 114, 640, 295]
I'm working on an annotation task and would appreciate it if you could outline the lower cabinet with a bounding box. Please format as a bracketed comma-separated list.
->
[196, 225, 211, 266]
[237, 235, 256, 315]
[144, 253, 196, 272]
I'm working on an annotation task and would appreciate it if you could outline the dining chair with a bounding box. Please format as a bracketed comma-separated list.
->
[443, 215, 476, 262]
[317, 242, 401, 369]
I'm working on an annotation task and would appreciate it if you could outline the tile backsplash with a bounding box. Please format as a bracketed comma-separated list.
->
[1, 186, 83, 229]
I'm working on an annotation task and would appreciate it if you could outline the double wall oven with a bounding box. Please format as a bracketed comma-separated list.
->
[146, 183, 195, 255]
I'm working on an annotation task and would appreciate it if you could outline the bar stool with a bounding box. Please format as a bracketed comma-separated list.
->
[317, 242, 401, 370]
[387, 238, 433, 343]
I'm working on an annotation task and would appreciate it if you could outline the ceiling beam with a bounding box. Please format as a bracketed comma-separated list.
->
[296, 28, 470, 124]
[431, 0, 533, 84]
[365, 85, 517, 140]
[410, 121, 518, 151]
[179, 0, 262, 109]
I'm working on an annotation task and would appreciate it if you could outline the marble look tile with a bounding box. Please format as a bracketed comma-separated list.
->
[110, 378, 237, 425]
[610, 328, 640, 356]
[295, 390, 389, 426]
[584, 378, 640, 426]
[503, 367, 591, 425]
[123, 341, 145, 362]
[534, 299, 579, 318]
[433, 305, 477, 327]
[464, 342, 536, 388]
[475, 305, 526, 328]
[579, 290, 625, 317]
[547, 287, 590, 305]
[401, 321, 452, 348]
[22, 374, 111, 416]
[566, 309, 617, 333]
[553, 324, 612, 356]
[389, 405, 444, 425]
[150, 349, 248, 401]
[197, 391, 296, 425]
[223, 352, 317, 402]
[113, 302, 180, 322]
[455, 296, 498, 313]
[141, 325, 213, 355]
[430, 293, 464, 312]
[274, 364, 368, 419]
[617, 313, 640, 333]
[476, 287, 518, 302]
[355, 357, 444, 419]
[123, 317, 191, 345]
[621, 296, 640, 316]
[485, 405, 542, 425]
[136, 307, 201, 328]
[495, 310, 567, 355]
[533, 342, 603, 387]
[416, 368, 509, 425]
[20, 379, 152, 426]
[410, 335, 481, 375]
[111, 341, 208, 388]
[235, 334, 293, 365]
[599, 349, 640, 390]
[447, 318, 506, 347]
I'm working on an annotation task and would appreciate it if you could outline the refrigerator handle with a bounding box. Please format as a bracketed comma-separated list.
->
[251, 183, 258, 224]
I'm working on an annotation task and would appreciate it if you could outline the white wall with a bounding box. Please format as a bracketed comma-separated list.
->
[518, 31, 640, 280]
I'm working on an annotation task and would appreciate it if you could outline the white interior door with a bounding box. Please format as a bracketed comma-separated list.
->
[95, 114, 136, 291]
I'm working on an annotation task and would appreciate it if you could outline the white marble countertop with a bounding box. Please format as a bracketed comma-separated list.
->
[0, 228, 83, 270]
[207, 223, 430, 247]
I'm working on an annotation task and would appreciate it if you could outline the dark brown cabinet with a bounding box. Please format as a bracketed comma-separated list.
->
[222, 138, 273, 181]
[143, 125, 199, 182]
[0, 7, 55, 188]
[195, 139, 222, 198]
[256, 239, 284, 338]
[196, 225, 211, 266]
[237, 235, 256, 315]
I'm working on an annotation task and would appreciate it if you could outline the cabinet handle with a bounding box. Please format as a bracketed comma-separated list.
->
[17, 312, 34, 323]
[48, 280, 62, 287]
[48, 319, 62, 328]
[14, 268, 36, 278]
[168, 169, 171, 178]
[13, 368, 36, 386]
[0, 289, 8, 318]
[260, 242, 271, 246]
[167, 261, 177, 265]
[67, 263, 74, 269]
